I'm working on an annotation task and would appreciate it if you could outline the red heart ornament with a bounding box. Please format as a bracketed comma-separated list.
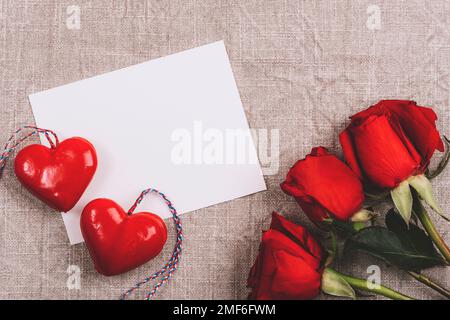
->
[14, 137, 97, 212]
[81, 198, 168, 276]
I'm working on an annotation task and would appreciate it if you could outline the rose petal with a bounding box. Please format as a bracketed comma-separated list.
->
[270, 212, 323, 260]
[281, 147, 364, 221]
[349, 114, 419, 188]
[269, 250, 322, 300]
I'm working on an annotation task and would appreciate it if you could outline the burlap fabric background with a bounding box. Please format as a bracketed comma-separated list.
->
[1, 0, 449, 299]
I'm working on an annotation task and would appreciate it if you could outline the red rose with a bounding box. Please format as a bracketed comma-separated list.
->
[280, 147, 365, 225]
[247, 214, 412, 300]
[247, 212, 324, 300]
[340, 100, 444, 189]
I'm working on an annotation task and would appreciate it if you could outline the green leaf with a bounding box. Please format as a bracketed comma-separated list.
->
[321, 268, 356, 299]
[385, 209, 443, 260]
[345, 224, 445, 271]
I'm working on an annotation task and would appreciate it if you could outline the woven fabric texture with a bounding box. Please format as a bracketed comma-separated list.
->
[0, 0, 449, 299]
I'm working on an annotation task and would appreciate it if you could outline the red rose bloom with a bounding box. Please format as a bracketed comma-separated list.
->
[247, 212, 324, 300]
[280, 147, 365, 225]
[340, 100, 444, 189]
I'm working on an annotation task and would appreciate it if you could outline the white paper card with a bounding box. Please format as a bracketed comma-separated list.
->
[28, 41, 266, 244]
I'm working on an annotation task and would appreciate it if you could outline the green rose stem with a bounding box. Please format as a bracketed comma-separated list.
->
[407, 271, 450, 299]
[326, 268, 414, 300]
[413, 192, 450, 263]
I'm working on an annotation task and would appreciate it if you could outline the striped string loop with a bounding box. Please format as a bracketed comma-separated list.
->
[0, 126, 59, 177]
[120, 188, 183, 300]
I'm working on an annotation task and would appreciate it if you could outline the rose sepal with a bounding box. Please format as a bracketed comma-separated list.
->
[350, 209, 378, 222]
[391, 180, 413, 225]
[409, 174, 448, 221]
[321, 268, 356, 299]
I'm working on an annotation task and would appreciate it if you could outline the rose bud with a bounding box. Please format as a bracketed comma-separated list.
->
[247, 212, 325, 299]
[340, 100, 444, 223]
[248, 212, 412, 300]
[280, 147, 367, 226]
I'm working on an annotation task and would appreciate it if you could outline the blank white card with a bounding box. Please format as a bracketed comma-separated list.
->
[29, 41, 266, 244]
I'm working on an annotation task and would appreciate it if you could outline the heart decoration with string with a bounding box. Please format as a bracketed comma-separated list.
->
[81, 198, 168, 276]
[95, 188, 183, 300]
[1, 126, 183, 299]
[1, 126, 97, 212]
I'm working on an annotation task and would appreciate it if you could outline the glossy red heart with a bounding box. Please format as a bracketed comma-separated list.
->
[80, 198, 168, 276]
[14, 137, 97, 212]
